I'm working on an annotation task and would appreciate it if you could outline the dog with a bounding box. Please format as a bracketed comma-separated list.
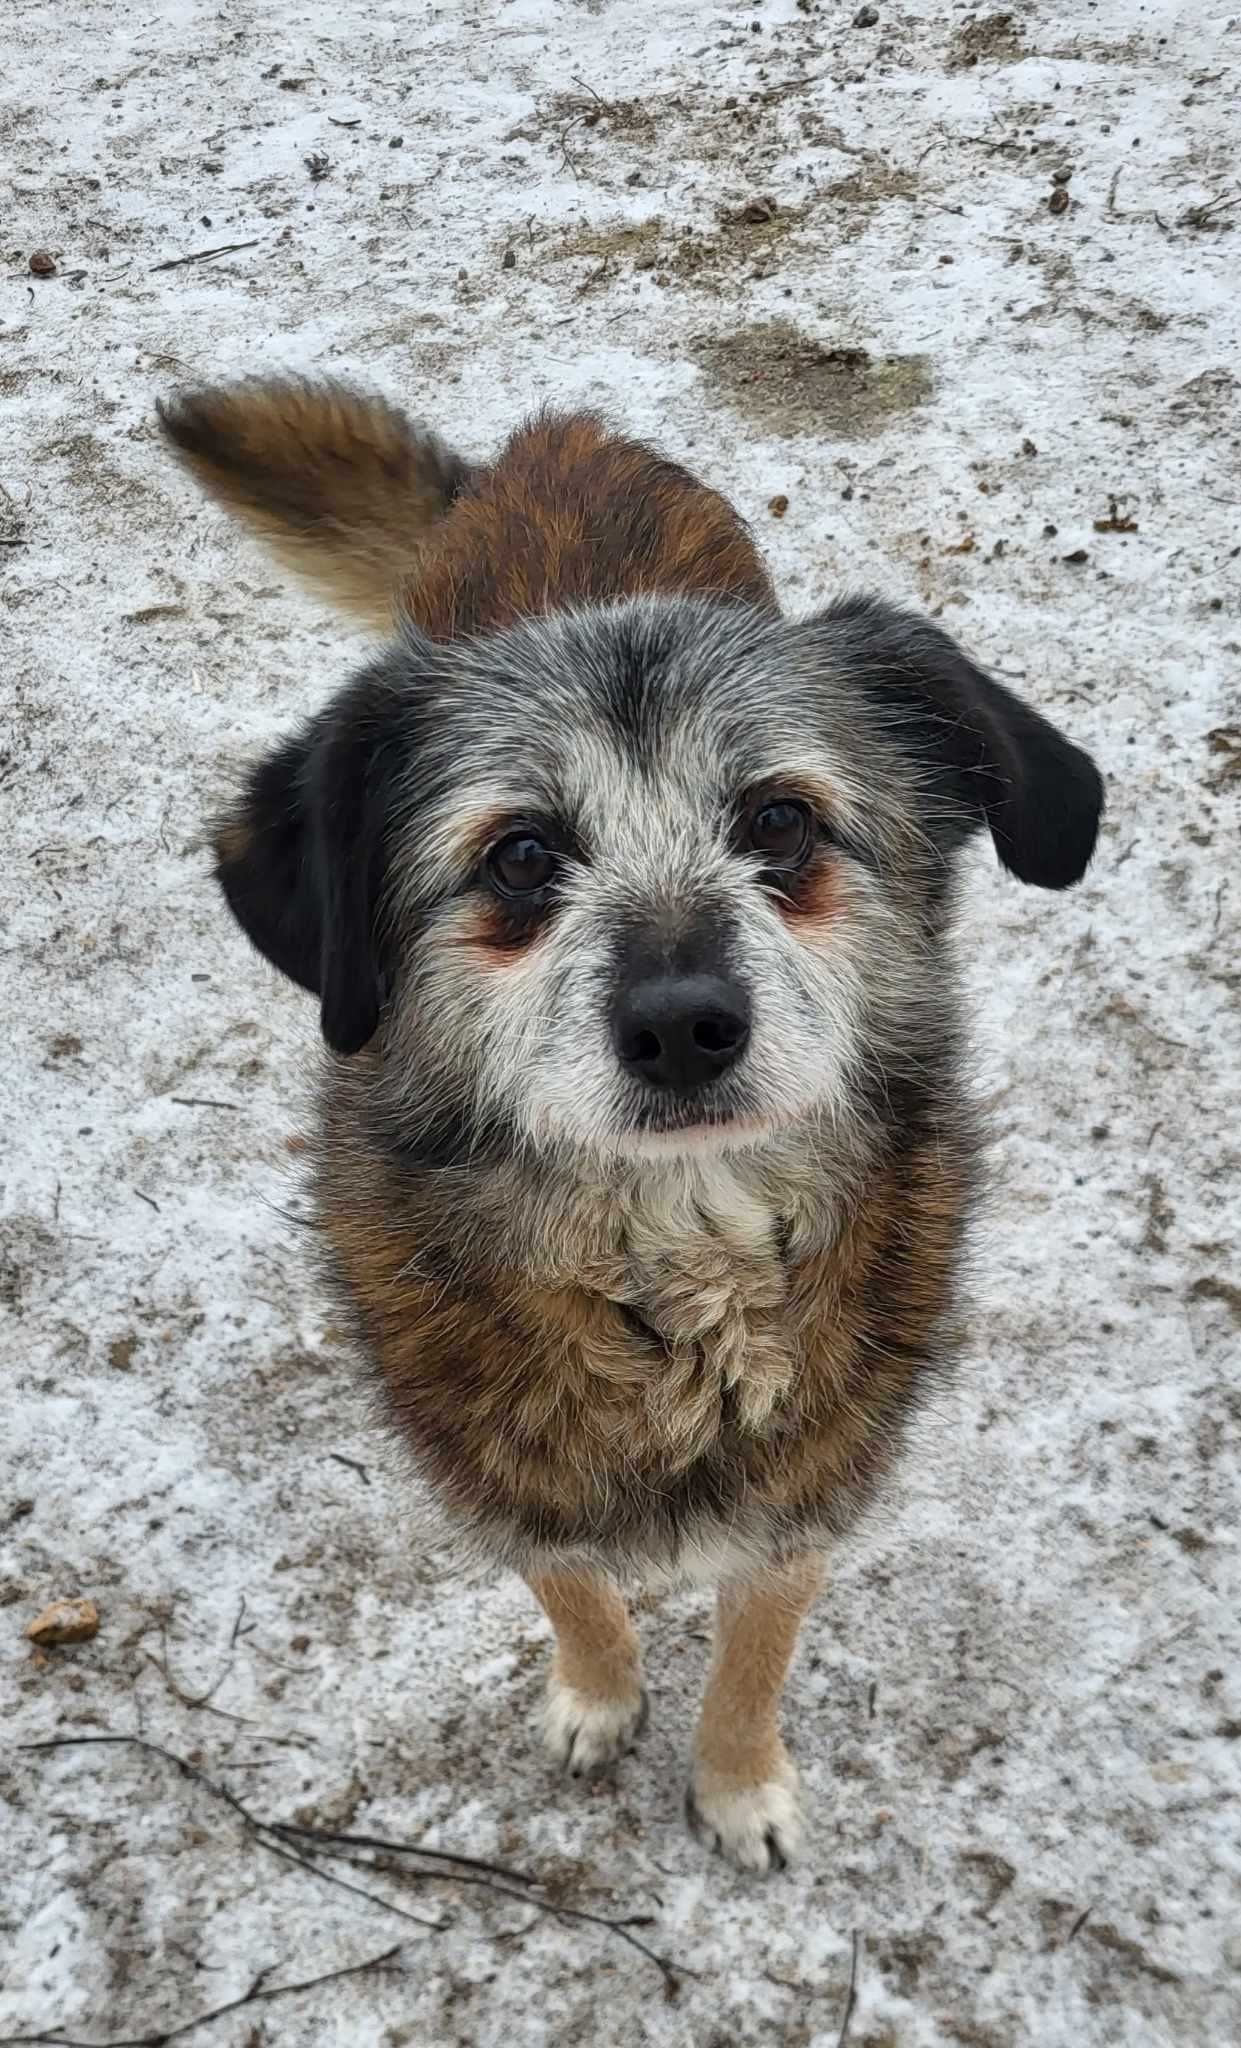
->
[158, 379, 1103, 1873]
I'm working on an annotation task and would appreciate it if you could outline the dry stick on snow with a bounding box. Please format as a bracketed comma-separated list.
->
[143, 1625, 237, 1716]
[1178, 186, 1239, 229]
[20, 1736, 530, 1882]
[0, 1945, 404, 2048]
[19, 1735, 684, 1993]
[229, 1594, 249, 1648]
[835, 1930, 860, 2048]
[326, 1450, 372, 1485]
[274, 1822, 685, 1990]
[149, 239, 261, 272]
[263, 1836, 446, 1931]
[1066, 1905, 1093, 1944]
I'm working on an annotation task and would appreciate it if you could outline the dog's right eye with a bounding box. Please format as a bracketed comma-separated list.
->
[486, 832, 557, 898]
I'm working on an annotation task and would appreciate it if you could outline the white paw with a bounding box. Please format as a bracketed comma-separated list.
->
[541, 1677, 649, 1776]
[686, 1757, 804, 1874]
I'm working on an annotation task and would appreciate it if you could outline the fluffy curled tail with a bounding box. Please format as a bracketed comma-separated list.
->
[157, 376, 472, 631]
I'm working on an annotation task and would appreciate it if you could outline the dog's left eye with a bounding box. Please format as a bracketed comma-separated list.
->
[487, 832, 557, 898]
[747, 798, 814, 869]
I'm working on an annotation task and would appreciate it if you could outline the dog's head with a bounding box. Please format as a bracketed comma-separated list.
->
[161, 382, 1103, 1166]
[213, 593, 1101, 1163]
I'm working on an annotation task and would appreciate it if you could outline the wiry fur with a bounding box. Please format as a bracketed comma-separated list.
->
[159, 376, 1103, 1868]
[157, 377, 473, 631]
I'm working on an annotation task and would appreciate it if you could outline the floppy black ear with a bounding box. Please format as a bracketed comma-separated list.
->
[213, 669, 410, 1054]
[813, 596, 1103, 887]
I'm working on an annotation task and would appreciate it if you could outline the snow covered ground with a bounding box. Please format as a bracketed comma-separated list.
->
[3, 1, 1238, 2042]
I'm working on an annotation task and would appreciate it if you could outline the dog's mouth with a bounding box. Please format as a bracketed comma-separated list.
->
[619, 1089, 781, 1155]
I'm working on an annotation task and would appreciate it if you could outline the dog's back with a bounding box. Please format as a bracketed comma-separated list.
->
[410, 411, 776, 638]
[160, 382, 773, 635]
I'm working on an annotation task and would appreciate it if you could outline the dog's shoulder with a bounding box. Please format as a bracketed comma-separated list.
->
[402, 409, 775, 639]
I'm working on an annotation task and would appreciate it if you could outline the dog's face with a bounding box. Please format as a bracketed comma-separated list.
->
[216, 592, 1102, 1166]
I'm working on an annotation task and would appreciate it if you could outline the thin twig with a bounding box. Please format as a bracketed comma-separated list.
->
[150, 239, 261, 273]
[575, 257, 612, 295]
[20, 1735, 683, 1990]
[265, 1837, 445, 1932]
[835, 1930, 859, 2047]
[568, 75, 615, 112]
[0, 1945, 403, 2047]
[1178, 187, 1239, 229]
[20, 1738, 521, 1880]
[327, 1452, 371, 1485]
[170, 1097, 243, 1111]
[22, 1737, 262, 1830]
[293, 1829, 687, 1990]
[143, 1626, 236, 1715]
[272, 1818, 543, 1885]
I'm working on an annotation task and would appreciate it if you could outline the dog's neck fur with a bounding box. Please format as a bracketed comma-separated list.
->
[396, 1116, 866, 1448]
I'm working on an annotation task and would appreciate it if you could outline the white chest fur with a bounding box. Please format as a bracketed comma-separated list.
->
[594, 1155, 801, 1450]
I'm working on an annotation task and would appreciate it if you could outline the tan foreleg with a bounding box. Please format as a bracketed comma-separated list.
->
[526, 1567, 648, 1775]
[687, 1550, 826, 1872]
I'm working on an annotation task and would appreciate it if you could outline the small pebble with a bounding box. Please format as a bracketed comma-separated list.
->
[29, 250, 57, 277]
[27, 1597, 99, 1646]
[853, 4, 880, 23]
[1048, 187, 1070, 216]
[768, 494, 789, 519]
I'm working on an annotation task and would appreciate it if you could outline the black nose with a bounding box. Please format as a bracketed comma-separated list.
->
[613, 974, 751, 1093]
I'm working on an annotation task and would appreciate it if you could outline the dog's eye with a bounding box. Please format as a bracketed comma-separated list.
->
[487, 832, 557, 898]
[748, 798, 814, 868]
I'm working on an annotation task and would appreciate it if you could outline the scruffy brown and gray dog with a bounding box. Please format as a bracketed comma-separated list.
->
[159, 381, 1103, 1873]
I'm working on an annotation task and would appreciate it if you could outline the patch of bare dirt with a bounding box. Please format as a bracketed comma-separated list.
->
[947, 12, 1029, 71]
[692, 320, 931, 439]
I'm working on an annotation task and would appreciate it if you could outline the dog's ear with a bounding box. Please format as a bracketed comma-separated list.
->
[811, 596, 1103, 887]
[158, 377, 473, 631]
[214, 666, 414, 1055]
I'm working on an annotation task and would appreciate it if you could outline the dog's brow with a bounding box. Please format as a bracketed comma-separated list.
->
[746, 768, 839, 815]
[416, 789, 538, 879]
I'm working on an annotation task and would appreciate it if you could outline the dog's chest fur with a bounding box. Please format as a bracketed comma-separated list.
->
[574, 1157, 814, 1452]
[319, 1073, 972, 1569]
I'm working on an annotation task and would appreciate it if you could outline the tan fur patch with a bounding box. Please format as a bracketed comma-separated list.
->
[695, 1551, 824, 1783]
[401, 410, 775, 640]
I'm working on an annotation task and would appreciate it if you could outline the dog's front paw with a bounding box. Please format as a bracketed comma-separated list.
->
[542, 1677, 649, 1776]
[685, 1753, 804, 1873]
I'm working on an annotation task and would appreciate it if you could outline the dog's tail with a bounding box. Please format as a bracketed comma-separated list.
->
[157, 377, 472, 632]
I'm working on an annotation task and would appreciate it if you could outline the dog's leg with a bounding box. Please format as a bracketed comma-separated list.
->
[687, 1550, 825, 1873]
[526, 1568, 648, 1775]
